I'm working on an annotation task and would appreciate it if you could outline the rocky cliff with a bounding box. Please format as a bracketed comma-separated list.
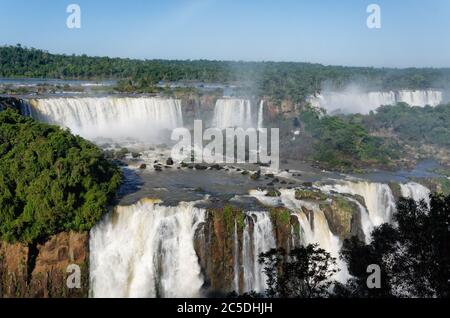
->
[0, 231, 89, 298]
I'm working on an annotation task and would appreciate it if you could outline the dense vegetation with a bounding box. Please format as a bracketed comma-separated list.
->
[259, 245, 338, 298]
[238, 194, 449, 298]
[339, 194, 449, 298]
[356, 102, 450, 148]
[280, 107, 399, 171]
[2, 45, 450, 103]
[0, 109, 121, 243]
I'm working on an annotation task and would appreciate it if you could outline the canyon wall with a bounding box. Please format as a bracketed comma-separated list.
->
[0, 232, 89, 298]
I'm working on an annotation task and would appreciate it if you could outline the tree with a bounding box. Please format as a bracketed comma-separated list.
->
[339, 194, 450, 298]
[0, 109, 122, 243]
[259, 244, 339, 298]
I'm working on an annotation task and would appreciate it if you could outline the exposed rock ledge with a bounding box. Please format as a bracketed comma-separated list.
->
[0, 232, 89, 298]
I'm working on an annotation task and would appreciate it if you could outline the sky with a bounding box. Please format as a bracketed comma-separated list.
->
[0, 0, 449, 67]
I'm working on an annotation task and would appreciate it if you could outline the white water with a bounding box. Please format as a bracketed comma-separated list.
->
[308, 90, 443, 114]
[249, 189, 347, 282]
[318, 181, 396, 242]
[89, 199, 205, 298]
[257, 100, 264, 129]
[241, 211, 276, 293]
[400, 182, 431, 206]
[233, 220, 240, 293]
[212, 98, 254, 129]
[22, 97, 183, 142]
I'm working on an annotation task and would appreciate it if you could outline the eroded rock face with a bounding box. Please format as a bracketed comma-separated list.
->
[0, 231, 89, 298]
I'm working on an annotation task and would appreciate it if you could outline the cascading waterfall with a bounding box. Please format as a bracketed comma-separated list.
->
[397, 90, 442, 107]
[212, 98, 254, 129]
[89, 199, 205, 298]
[233, 220, 240, 293]
[320, 181, 396, 226]
[400, 182, 431, 206]
[241, 212, 276, 293]
[308, 90, 443, 114]
[22, 97, 183, 142]
[249, 189, 347, 282]
[257, 100, 264, 129]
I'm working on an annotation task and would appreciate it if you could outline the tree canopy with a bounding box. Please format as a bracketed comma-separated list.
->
[0, 109, 122, 243]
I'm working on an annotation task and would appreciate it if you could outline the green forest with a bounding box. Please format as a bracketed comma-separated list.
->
[2, 45, 450, 103]
[0, 109, 122, 243]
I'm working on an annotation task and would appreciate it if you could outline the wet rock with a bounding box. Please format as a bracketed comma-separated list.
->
[295, 189, 327, 201]
[265, 188, 281, 197]
[250, 170, 261, 180]
[195, 164, 208, 170]
[139, 164, 147, 170]
[154, 165, 163, 172]
[166, 157, 174, 166]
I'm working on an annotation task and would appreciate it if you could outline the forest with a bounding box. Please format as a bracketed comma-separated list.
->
[0, 109, 122, 243]
[2, 45, 450, 103]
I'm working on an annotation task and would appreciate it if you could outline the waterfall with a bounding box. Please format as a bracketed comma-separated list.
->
[400, 182, 431, 206]
[318, 181, 395, 243]
[308, 90, 443, 114]
[233, 220, 239, 293]
[241, 212, 276, 293]
[249, 189, 347, 282]
[257, 100, 264, 129]
[22, 97, 183, 142]
[319, 181, 395, 226]
[396, 90, 442, 107]
[212, 98, 254, 129]
[89, 199, 205, 298]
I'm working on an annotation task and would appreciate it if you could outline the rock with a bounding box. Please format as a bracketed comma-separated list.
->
[250, 170, 261, 180]
[211, 164, 222, 170]
[195, 164, 208, 170]
[139, 163, 147, 169]
[295, 189, 328, 201]
[266, 188, 281, 197]
[166, 157, 174, 166]
[154, 165, 163, 171]
[0, 232, 89, 298]
[321, 196, 359, 240]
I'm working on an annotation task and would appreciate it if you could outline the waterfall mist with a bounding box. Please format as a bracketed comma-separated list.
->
[308, 85, 444, 114]
[22, 97, 183, 144]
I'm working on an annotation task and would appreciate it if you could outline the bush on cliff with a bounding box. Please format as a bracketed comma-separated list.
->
[0, 109, 122, 243]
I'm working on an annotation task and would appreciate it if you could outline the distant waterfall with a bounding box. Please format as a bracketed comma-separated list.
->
[242, 212, 276, 293]
[308, 90, 443, 114]
[400, 182, 430, 206]
[397, 90, 442, 107]
[22, 97, 183, 142]
[257, 100, 264, 129]
[212, 98, 254, 129]
[89, 199, 205, 298]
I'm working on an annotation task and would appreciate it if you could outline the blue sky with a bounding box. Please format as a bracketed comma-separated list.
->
[0, 0, 449, 67]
